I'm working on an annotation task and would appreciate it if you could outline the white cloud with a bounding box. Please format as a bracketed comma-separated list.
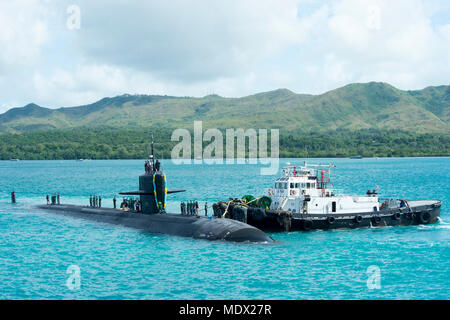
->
[0, 0, 449, 112]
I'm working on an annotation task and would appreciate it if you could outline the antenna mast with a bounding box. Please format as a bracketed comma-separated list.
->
[151, 134, 155, 168]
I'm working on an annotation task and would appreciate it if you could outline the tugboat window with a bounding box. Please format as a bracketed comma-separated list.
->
[290, 183, 294, 188]
[295, 183, 299, 188]
[332, 201, 336, 212]
[307, 183, 311, 188]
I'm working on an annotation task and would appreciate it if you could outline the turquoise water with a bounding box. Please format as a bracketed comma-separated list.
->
[0, 158, 448, 299]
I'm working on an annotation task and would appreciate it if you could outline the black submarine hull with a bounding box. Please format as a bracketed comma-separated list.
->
[37, 204, 273, 243]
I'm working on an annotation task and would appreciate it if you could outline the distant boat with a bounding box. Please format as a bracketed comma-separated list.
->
[350, 155, 362, 159]
[76, 159, 84, 161]
[10, 159, 20, 161]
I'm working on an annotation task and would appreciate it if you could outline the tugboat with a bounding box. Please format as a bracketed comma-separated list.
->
[37, 139, 272, 243]
[213, 162, 441, 232]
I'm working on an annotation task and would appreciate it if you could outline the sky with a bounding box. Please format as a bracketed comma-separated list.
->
[0, 0, 449, 113]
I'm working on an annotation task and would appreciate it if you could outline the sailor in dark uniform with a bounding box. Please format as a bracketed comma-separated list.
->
[204, 202, 208, 216]
[155, 159, 160, 172]
[145, 160, 150, 175]
[46, 194, 50, 205]
[113, 196, 117, 209]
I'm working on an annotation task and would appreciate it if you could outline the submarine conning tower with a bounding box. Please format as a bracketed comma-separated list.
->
[139, 168, 166, 214]
[119, 137, 185, 214]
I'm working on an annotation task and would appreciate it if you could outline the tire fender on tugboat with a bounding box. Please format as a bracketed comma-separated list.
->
[419, 211, 431, 224]
[372, 216, 382, 225]
[303, 219, 313, 231]
[327, 216, 335, 224]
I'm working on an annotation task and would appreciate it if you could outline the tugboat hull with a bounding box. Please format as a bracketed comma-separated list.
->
[37, 204, 273, 243]
[214, 200, 441, 232]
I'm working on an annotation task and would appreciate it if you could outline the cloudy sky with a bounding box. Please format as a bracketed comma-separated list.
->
[0, 0, 449, 112]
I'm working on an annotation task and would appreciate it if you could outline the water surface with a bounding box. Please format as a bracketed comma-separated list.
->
[0, 158, 448, 299]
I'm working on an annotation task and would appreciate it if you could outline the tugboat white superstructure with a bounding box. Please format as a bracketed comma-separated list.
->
[213, 162, 442, 231]
[270, 163, 380, 215]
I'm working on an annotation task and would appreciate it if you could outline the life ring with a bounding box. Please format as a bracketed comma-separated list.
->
[355, 215, 363, 223]
[303, 220, 313, 231]
[290, 189, 296, 195]
[327, 216, 335, 224]
[419, 211, 431, 224]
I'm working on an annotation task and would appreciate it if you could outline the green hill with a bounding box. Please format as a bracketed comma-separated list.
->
[1, 82, 449, 134]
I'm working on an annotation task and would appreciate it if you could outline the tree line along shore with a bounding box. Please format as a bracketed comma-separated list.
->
[0, 128, 448, 160]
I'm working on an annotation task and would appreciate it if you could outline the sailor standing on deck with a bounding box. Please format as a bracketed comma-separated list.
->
[57, 193, 60, 205]
[205, 202, 208, 216]
[99, 196, 102, 208]
[89, 195, 92, 207]
[145, 160, 150, 175]
[46, 194, 50, 205]
[195, 201, 199, 216]
[113, 196, 117, 209]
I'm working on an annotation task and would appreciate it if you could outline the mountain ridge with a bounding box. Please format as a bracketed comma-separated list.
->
[1, 82, 449, 134]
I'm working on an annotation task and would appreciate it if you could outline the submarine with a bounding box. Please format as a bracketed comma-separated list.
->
[37, 140, 272, 243]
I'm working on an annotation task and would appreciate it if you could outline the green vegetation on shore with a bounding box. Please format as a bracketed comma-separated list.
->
[1, 82, 449, 134]
[0, 128, 448, 160]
